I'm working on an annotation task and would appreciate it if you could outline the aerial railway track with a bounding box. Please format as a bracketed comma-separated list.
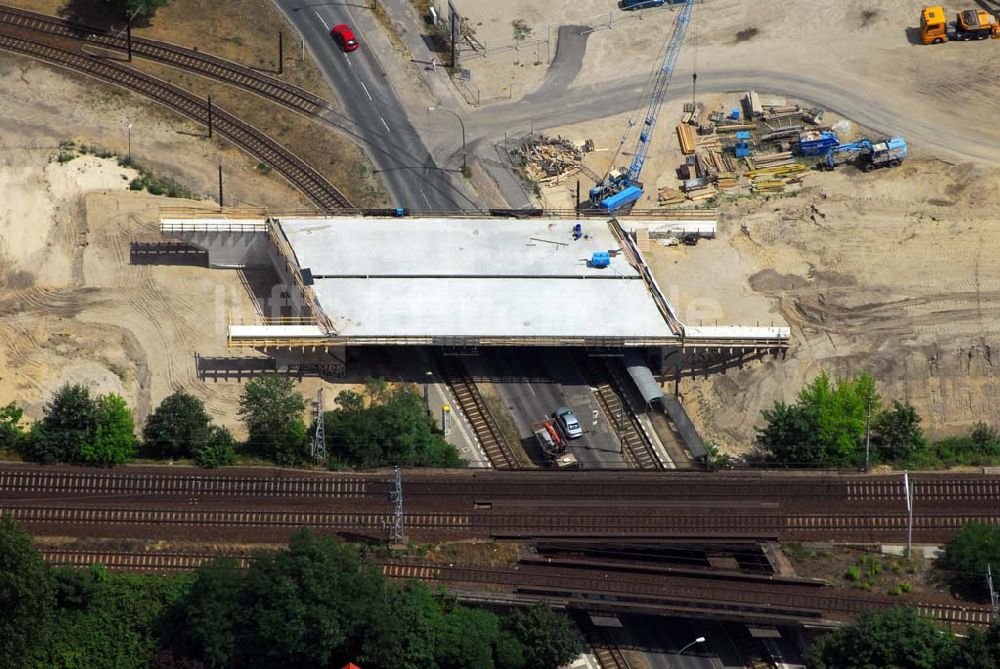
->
[38, 548, 993, 629]
[5, 465, 1000, 505]
[0, 33, 351, 210]
[435, 354, 521, 469]
[579, 355, 663, 469]
[5, 501, 1000, 544]
[0, 4, 327, 117]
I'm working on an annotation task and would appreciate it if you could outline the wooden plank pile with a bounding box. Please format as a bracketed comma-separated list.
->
[656, 186, 685, 206]
[509, 135, 585, 184]
[676, 123, 697, 155]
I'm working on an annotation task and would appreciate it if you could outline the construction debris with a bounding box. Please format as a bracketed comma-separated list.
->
[509, 134, 588, 184]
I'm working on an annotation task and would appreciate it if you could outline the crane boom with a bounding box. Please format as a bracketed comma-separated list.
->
[628, 0, 693, 184]
[590, 0, 694, 211]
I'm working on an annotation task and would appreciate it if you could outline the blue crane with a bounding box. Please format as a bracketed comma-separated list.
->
[590, 0, 694, 211]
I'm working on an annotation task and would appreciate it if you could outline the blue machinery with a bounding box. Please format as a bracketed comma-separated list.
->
[590, 0, 694, 211]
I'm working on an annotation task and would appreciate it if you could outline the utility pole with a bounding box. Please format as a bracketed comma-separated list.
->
[207, 94, 213, 139]
[126, 14, 132, 62]
[217, 164, 223, 208]
[989, 564, 999, 622]
[903, 471, 913, 558]
[864, 394, 872, 472]
[390, 465, 405, 544]
[311, 388, 326, 461]
[278, 31, 283, 75]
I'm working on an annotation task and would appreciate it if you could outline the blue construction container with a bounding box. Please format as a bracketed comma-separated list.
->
[590, 251, 611, 268]
[599, 185, 643, 211]
[798, 130, 839, 156]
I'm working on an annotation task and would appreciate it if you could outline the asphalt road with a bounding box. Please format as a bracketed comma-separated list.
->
[615, 616, 745, 669]
[480, 349, 626, 469]
[469, 66, 1000, 164]
[272, 0, 477, 210]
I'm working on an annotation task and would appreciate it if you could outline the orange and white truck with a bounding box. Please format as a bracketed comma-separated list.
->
[920, 6, 1000, 43]
[532, 420, 579, 469]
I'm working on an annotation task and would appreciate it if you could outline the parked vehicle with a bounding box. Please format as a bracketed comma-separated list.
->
[532, 420, 579, 469]
[621, 0, 666, 9]
[554, 407, 584, 440]
[920, 6, 1000, 44]
[331, 24, 359, 52]
[821, 137, 907, 172]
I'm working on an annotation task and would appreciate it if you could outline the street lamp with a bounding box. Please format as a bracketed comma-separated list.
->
[127, 123, 133, 163]
[424, 371, 433, 415]
[673, 636, 706, 664]
[427, 106, 467, 173]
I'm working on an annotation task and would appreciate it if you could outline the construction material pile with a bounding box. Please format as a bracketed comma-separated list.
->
[510, 135, 589, 185]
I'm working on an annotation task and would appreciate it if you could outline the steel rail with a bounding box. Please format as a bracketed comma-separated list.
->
[0, 34, 351, 209]
[0, 4, 326, 116]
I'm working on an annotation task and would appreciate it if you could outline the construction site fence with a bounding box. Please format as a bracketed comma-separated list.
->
[161, 206, 717, 221]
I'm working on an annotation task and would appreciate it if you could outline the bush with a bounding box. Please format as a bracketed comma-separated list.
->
[79, 394, 137, 466]
[238, 375, 309, 464]
[23, 384, 98, 464]
[322, 380, 463, 469]
[945, 523, 1000, 598]
[193, 427, 237, 469]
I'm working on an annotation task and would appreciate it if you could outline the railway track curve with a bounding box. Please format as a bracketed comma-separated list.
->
[0, 33, 351, 210]
[0, 4, 326, 117]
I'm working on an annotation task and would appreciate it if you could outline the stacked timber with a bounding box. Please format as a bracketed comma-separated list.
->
[676, 123, 696, 155]
[657, 187, 685, 206]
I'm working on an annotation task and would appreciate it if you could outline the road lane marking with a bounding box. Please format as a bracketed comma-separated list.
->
[380, 116, 391, 132]
[344, 53, 353, 68]
[360, 81, 373, 101]
[421, 190, 431, 208]
[314, 11, 329, 30]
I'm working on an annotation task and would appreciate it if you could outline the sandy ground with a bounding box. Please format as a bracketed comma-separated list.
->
[446, 0, 1000, 451]
[0, 57, 357, 434]
[534, 83, 1000, 451]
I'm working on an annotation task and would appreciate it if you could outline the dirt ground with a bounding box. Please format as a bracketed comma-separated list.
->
[8, 0, 389, 207]
[451, 0, 1000, 453]
[0, 57, 363, 434]
[558, 88, 1000, 452]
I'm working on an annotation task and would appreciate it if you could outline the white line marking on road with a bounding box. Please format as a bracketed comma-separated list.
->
[380, 116, 391, 132]
[421, 190, 431, 208]
[344, 54, 353, 68]
[360, 81, 373, 101]
[314, 11, 329, 30]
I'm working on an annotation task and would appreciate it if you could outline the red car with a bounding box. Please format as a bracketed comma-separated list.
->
[332, 24, 359, 52]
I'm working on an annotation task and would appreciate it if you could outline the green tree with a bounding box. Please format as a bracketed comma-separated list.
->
[872, 400, 926, 462]
[181, 557, 245, 669]
[25, 383, 99, 463]
[945, 523, 1000, 597]
[0, 515, 54, 666]
[0, 402, 25, 453]
[755, 401, 823, 466]
[143, 390, 213, 459]
[503, 604, 582, 669]
[324, 381, 463, 469]
[757, 372, 877, 467]
[433, 603, 502, 669]
[808, 607, 957, 669]
[233, 530, 384, 667]
[948, 623, 1000, 669]
[193, 426, 237, 469]
[79, 393, 136, 466]
[358, 581, 441, 669]
[238, 375, 308, 464]
[31, 566, 190, 669]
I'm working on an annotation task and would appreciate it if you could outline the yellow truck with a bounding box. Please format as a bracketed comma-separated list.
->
[921, 6, 1000, 43]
